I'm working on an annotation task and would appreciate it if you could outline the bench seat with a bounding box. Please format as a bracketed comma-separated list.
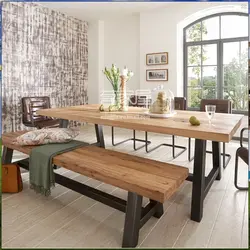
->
[2, 131, 188, 203]
[2, 130, 188, 247]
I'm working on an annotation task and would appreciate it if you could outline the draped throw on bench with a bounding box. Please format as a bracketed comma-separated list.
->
[29, 140, 88, 196]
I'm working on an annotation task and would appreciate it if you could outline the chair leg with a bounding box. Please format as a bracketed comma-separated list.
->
[234, 148, 248, 191]
[112, 127, 151, 150]
[189, 141, 231, 167]
[133, 130, 151, 151]
[145, 132, 186, 159]
[223, 142, 231, 169]
[172, 135, 175, 158]
[111, 126, 133, 146]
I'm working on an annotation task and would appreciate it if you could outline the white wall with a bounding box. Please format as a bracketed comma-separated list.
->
[88, 15, 140, 104]
[139, 2, 247, 96]
[88, 20, 104, 104]
[88, 2, 247, 103]
[103, 15, 140, 92]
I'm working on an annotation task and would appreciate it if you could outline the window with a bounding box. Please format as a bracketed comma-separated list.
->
[184, 13, 248, 113]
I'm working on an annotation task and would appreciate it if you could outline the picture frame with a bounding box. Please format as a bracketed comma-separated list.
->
[146, 52, 168, 65]
[146, 69, 168, 81]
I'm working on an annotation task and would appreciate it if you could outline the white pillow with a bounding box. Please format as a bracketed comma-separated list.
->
[13, 128, 80, 146]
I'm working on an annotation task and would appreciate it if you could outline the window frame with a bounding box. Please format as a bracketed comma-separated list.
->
[183, 12, 248, 115]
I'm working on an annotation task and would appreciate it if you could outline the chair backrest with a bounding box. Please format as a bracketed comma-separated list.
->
[200, 99, 232, 114]
[22, 96, 51, 127]
[129, 95, 151, 108]
[129, 95, 137, 107]
[174, 97, 186, 110]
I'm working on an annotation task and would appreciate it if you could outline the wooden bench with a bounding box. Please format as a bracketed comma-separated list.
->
[2, 131, 188, 248]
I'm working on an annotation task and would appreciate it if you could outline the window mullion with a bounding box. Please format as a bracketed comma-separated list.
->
[218, 41, 223, 99]
[219, 15, 221, 40]
[201, 45, 203, 98]
[239, 41, 242, 87]
[201, 21, 203, 42]
[183, 44, 188, 100]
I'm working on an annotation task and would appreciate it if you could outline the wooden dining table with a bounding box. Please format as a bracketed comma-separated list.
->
[37, 104, 244, 222]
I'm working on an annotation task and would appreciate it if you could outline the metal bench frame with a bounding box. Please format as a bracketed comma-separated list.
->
[2, 121, 164, 248]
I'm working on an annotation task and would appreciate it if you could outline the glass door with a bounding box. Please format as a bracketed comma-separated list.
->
[222, 41, 248, 112]
[186, 43, 218, 108]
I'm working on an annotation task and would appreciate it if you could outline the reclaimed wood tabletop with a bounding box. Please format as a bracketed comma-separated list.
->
[37, 104, 243, 143]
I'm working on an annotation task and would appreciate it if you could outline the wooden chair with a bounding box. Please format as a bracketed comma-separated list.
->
[234, 128, 248, 190]
[188, 99, 232, 168]
[111, 95, 151, 150]
[144, 97, 187, 159]
[22, 96, 60, 129]
[174, 97, 187, 110]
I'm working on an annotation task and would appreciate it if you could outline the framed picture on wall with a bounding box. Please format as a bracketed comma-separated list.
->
[146, 52, 168, 65]
[146, 69, 168, 81]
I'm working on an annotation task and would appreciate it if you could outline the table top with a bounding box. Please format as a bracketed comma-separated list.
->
[37, 104, 244, 143]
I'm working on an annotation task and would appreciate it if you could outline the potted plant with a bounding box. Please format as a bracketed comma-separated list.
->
[103, 65, 134, 110]
[103, 64, 120, 107]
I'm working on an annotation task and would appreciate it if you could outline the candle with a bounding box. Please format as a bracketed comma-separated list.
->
[122, 66, 128, 76]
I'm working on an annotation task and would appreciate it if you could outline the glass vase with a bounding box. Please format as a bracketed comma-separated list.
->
[114, 91, 120, 108]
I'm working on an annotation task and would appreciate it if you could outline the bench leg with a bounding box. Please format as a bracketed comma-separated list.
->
[122, 192, 142, 248]
[95, 124, 105, 148]
[2, 147, 13, 164]
[150, 199, 164, 218]
[59, 119, 69, 128]
[53, 119, 69, 170]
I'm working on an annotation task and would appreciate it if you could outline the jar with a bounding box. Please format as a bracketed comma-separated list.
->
[149, 85, 175, 114]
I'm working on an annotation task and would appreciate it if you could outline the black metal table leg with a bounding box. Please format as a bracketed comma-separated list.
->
[222, 142, 231, 169]
[191, 139, 206, 222]
[212, 141, 222, 180]
[188, 138, 194, 162]
[95, 124, 105, 148]
[122, 192, 142, 248]
[2, 146, 14, 164]
[59, 119, 69, 128]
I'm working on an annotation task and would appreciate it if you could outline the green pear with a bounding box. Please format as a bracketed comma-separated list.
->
[189, 116, 200, 126]
[99, 104, 105, 112]
[108, 105, 119, 112]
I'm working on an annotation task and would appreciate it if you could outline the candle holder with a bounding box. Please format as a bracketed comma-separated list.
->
[119, 75, 128, 111]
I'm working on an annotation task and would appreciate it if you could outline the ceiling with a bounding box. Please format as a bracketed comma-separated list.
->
[39, 2, 170, 21]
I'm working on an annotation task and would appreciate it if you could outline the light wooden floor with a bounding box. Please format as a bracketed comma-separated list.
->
[2, 125, 249, 248]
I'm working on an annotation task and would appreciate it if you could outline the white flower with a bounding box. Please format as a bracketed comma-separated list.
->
[129, 71, 134, 77]
[113, 64, 117, 73]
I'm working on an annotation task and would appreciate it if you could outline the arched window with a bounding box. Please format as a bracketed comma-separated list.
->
[183, 12, 248, 113]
